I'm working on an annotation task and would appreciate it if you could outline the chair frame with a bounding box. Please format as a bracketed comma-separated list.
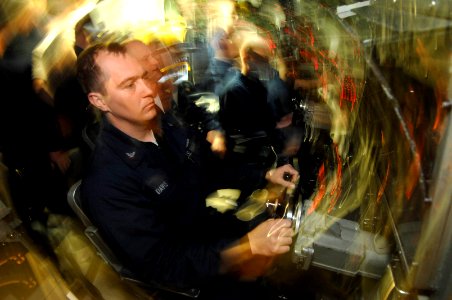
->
[67, 180, 200, 298]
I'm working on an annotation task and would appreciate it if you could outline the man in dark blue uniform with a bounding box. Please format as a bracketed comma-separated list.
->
[201, 28, 240, 96]
[219, 36, 293, 198]
[77, 42, 298, 298]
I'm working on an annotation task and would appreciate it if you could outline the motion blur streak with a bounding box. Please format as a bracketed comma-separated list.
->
[0, 0, 450, 299]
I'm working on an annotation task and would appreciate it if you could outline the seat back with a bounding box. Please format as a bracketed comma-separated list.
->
[67, 180, 124, 274]
[67, 181, 200, 298]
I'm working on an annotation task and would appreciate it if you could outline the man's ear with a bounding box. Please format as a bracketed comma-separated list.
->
[217, 37, 228, 51]
[88, 92, 110, 112]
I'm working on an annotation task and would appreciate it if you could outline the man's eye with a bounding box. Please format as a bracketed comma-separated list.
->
[124, 82, 135, 89]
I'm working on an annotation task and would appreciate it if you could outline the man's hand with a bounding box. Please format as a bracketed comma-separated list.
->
[219, 218, 293, 274]
[247, 218, 293, 256]
[206, 130, 226, 158]
[49, 150, 71, 174]
[265, 164, 299, 189]
[33, 79, 54, 106]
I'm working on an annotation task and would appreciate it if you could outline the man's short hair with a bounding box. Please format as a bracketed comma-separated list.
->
[76, 42, 127, 95]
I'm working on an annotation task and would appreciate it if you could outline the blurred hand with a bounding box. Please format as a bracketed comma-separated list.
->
[247, 218, 293, 256]
[33, 79, 54, 107]
[49, 150, 71, 174]
[265, 164, 299, 189]
[206, 130, 226, 158]
[276, 112, 293, 129]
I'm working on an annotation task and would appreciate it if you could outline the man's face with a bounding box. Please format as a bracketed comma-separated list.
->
[223, 33, 240, 60]
[89, 51, 160, 128]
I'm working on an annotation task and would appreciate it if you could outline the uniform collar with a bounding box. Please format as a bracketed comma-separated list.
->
[99, 113, 193, 169]
[100, 118, 155, 169]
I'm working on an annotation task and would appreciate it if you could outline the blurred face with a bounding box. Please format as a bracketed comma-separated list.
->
[125, 40, 173, 112]
[211, 0, 238, 34]
[223, 33, 240, 60]
[88, 50, 160, 132]
[10, 1, 45, 33]
[249, 0, 264, 8]
[125, 40, 161, 75]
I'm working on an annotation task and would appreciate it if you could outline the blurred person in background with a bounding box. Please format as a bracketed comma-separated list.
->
[201, 28, 241, 97]
[126, 38, 228, 159]
[218, 36, 297, 200]
[31, 0, 93, 107]
[51, 13, 98, 185]
[0, 0, 72, 245]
